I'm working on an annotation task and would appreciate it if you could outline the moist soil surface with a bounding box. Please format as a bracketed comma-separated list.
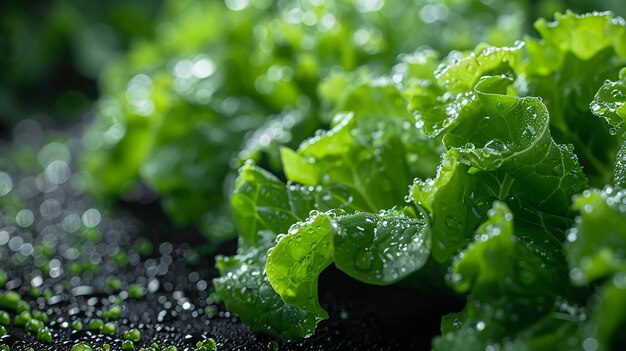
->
[0, 133, 462, 351]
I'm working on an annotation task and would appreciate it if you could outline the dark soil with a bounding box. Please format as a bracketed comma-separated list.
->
[0, 134, 463, 351]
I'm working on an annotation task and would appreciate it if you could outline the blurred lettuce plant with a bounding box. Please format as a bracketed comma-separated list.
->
[0, 1, 160, 123]
[81, 0, 568, 242]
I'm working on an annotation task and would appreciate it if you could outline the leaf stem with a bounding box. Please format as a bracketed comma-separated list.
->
[498, 173, 515, 201]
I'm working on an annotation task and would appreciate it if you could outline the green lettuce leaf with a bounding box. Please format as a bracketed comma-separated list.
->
[590, 67, 626, 188]
[522, 12, 626, 183]
[265, 206, 431, 325]
[566, 187, 626, 285]
[434, 202, 573, 351]
[213, 231, 322, 340]
[405, 43, 522, 137]
[405, 12, 626, 184]
[281, 112, 421, 211]
[446, 76, 588, 216]
[230, 161, 362, 244]
[222, 67, 444, 337]
[411, 149, 496, 261]
[590, 68, 626, 134]
[412, 75, 587, 261]
[564, 187, 626, 350]
[332, 208, 430, 285]
[230, 162, 311, 245]
[265, 213, 334, 321]
[533, 11, 626, 62]
[219, 161, 369, 336]
[229, 162, 433, 333]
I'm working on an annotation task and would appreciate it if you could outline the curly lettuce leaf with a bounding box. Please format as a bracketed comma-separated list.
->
[524, 11, 626, 77]
[266, 206, 431, 325]
[405, 43, 522, 136]
[523, 12, 626, 183]
[230, 161, 363, 244]
[265, 213, 334, 320]
[319, 71, 445, 179]
[221, 58, 445, 338]
[435, 43, 523, 94]
[446, 76, 588, 216]
[219, 161, 371, 335]
[281, 113, 419, 211]
[533, 11, 626, 62]
[412, 75, 586, 261]
[411, 149, 496, 261]
[434, 202, 572, 351]
[405, 12, 626, 184]
[332, 208, 430, 285]
[590, 68, 626, 134]
[564, 187, 626, 350]
[427, 12, 626, 350]
[213, 231, 322, 340]
[566, 187, 626, 285]
[590, 68, 626, 186]
[230, 162, 311, 244]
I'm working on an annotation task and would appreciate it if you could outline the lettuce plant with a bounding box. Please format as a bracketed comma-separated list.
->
[215, 11, 626, 350]
[81, 0, 579, 243]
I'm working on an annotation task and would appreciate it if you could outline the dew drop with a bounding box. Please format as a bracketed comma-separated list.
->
[353, 249, 373, 271]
